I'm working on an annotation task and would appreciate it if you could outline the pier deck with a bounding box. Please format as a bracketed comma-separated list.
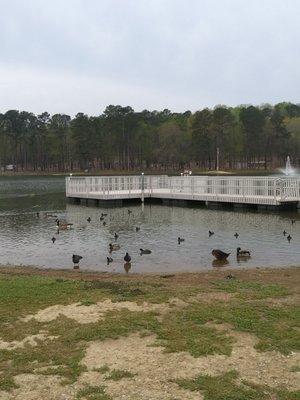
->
[66, 175, 300, 208]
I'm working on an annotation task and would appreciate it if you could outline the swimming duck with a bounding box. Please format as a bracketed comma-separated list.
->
[283, 230, 287, 236]
[109, 243, 120, 252]
[135, 227, 140, 232]
[236, 247, 251, 257]
[87, 217, 91, 223]
[114, 232, 119, 240]
[100, 216, 104, 221]
[124, 252, 131, 262]
[51, 237, 56, 243]
[209, 231, 214, 237]
[234, 232, 239, 239]
[287, 234, 292, 242]
[178, 237, 185, 244]
[107, 257, 113, 265]
[140, 249, 151, 255]
[72, 254, 82, 268]
[212, 249, 230, 260]
[101, 213, 107, 218]
[128, 210, 132, 214]
[103, 221, 106, 226]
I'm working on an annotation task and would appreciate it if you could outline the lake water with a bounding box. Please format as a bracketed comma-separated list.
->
[0, 176, 299, 274]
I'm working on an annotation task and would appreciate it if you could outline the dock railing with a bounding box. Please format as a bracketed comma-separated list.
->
[66, 175, 300, 205]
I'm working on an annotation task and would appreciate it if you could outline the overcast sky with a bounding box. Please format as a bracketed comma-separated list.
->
[0, 0, 299, 116]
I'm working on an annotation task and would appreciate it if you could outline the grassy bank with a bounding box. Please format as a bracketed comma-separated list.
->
[0, 266, 299, 399]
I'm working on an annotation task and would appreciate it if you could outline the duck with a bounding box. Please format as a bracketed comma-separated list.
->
[107, 257, 113, 265]
[72, 254, 82, 268]
[101, 213, 107, 218]
[234, 232, 239, 239]
[114, 232, 119, 240]
[124, 252, 131, 262]
[87, 217, 91, 223]
[103, 221, 106, 226]
[51, 237, 56, 244]
[109, 243, 120, 252]
[236, 247, 251, 257]
[283, 230, 287, 236]
[226, 273, 236, 280]
[178, 237, 185, 244]
[36, 212, 40, 218]
[128, 210, 132, 214]
[287, 234, 292, 242]
[135, 227, 140, 232]
[212, 249, 230, 260]
[100, 216, 104, 221]
[140, 249, 151, 255]
[209, 230, 214, 237]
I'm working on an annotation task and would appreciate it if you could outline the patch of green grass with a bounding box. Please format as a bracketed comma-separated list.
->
[76, 385, 112, 400]
[0, 310, 159, 391]
[290, 365, 300, 372]
[195, 301, 298, 355]
[176, 370, 300, 400]
[213, 280, 290, 299]
[155, 311, 233, 357]
[78, 300, 96, 306]
[93, 365, 110, 374]
[105, 369, 136, 381]
[0, 375, 19, 391]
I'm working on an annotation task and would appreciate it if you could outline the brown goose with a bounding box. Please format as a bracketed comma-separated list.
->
[212, 249, 230, 260]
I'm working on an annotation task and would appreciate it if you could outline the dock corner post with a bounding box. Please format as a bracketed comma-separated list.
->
[141, 172, 145, 203]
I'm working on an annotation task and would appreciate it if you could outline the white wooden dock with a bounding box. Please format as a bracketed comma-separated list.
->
[66, 175, 300, 208]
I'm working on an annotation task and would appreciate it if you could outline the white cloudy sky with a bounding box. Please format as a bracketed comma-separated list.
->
[0, 0, 299, 115]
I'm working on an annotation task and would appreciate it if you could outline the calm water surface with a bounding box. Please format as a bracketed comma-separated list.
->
[0, 176, 299, 273]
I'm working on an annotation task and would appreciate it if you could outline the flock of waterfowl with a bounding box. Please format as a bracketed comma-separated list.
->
[37, 210, 296, 271]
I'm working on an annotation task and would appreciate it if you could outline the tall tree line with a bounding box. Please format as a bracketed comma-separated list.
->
[0, 102, 299, 172]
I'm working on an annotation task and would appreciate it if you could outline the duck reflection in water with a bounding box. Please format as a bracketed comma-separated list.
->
[212, 259, 229, 268]
[124, 262, 132, 274]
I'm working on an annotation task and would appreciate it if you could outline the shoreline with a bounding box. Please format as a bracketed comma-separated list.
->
[1, 264, 299, 283]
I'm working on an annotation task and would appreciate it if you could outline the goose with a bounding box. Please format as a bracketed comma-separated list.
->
[212, 249, 230, 260]
[124, 252, 131, 262]
[51, 237, 56, 244]
[107, 257, 113, 265]
[114, 232, 119, 240]
[209, 231, 214, 237]
[140, 249, 151, 255]
[87, 217, 91, 223]
[109, 243, 120, 252]
[287, 234, 292, 242]
[72, 254, 82, 268]
[178, 237, 185, 244]
[236, 247, 251, 257]
[234, 232, 239, 239]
